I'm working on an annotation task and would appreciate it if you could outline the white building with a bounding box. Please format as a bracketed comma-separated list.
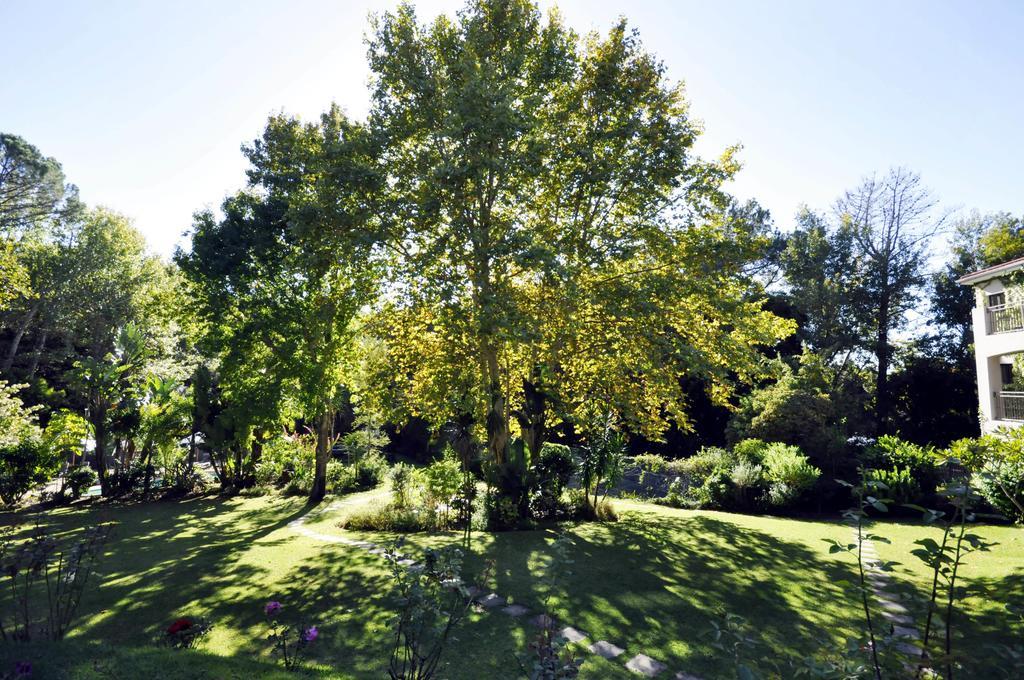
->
[959, 256, 1024, 433]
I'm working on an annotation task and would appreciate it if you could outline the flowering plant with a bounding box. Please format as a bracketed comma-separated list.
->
[160, 615, 213, 649]
[263, 600, 317, 671]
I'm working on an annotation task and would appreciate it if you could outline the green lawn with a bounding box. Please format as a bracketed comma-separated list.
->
[1, 492, 1021, 679]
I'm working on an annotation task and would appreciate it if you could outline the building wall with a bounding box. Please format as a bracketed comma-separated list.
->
[971, 276, 1024, 434]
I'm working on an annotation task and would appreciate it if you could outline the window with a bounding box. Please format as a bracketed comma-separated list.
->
[989, 292, 1006, 308]
[1002, 363, 1014, 387]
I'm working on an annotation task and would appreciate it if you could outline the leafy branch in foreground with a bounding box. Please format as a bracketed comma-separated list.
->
[0, 521, 113, 641]
[385, 538, 493, 680]
[518, 533, 582, 680]
[906, 477, 993, 679]
[826, 473, 897, 679]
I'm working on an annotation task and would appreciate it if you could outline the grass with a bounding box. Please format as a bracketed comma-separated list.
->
[0, 491, 1021, 679]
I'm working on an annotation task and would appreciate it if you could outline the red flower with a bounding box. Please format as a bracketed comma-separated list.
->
[167, 618, 194, 635]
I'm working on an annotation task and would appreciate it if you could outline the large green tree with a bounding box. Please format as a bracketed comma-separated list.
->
[836, 168, 944, 433]
[366, 0, 792, 463]
[180, 107, 382, 501]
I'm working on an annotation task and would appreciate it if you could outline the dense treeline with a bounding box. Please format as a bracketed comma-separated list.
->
[2, 0, 1023, 519]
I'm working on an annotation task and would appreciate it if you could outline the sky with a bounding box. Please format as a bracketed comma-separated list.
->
[2, 0, 1023, 258]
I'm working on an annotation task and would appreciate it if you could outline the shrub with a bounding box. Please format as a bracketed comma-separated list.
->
[864, 435, 938, 504]
[531, 443, 576, 519]
[682, 446, 735, 479]
[353, 452, 387, 488]
[726, 353, 851, 473]
[0, 522, 112, 641]
[863, 466, 920, 507]
[283, 454, 314, 496]
[564, 488, 616, 522]
[326, 460, 353, 491]
[385, 540, 491, 680]
[65, 466, 98, 500]
[761, 443, 820, 508]
[729, 461, 765, 510]
[341, 502, 431, 533]
[263, 601, 318, 671]
[973, 460, 1024, 522]
[422, 449, 462, 506]
[161, 616, 213, 649]
[389, 463, 414, 509]
[733, 439, 768, 464]
[537, 443, 576, 495]
[0, 438, 58, 507]
[485, 493, 523, 531]
[632, 453, 668, 473]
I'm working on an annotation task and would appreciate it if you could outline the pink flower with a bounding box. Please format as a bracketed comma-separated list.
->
[264, 601, 282, 616]
[302, 625, 318, 643]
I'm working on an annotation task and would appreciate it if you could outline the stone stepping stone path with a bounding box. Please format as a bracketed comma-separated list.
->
[477, 593, 507, 608]
[530, 613, 556, 629]
[559, 625, 588, 643]
[288, 501, 705, 679]
[850, 530, 929, 671]
[626, 653, 668, 676]
[589, 640, 625, 659]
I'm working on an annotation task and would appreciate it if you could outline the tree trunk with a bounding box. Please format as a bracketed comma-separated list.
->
[141, 443, 155, 498]
[514, 372, 546, 462]
[233, 445, 243, 491]
[875, 293, 891, 435]
[26, 329, 47, 378]
[482, 343, 510, 465]
[94, 415, 109, 496]
[2, 300, 39, 376]
[309, 410, 334, 503]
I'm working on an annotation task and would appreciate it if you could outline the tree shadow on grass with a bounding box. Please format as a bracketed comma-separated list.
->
[1, 494, 310, 651]
[566, 513, 862, 675]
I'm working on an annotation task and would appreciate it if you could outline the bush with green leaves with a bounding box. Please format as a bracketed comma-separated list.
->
[258, 435, 311, 492]
[632, 453, 668, 473]
[761, 443, 820, 509]
[863, 435, 938, 505]
[973, 459, 1024, 522]
[863, 465, 920, 506]
[421, 449, 463, 526]
[0, 438, 59, 507]
[726, 353, 851, 474]
[732, 438, 768, 464]
[949, 431, 1024, 522]
[65, 466, 98, 500]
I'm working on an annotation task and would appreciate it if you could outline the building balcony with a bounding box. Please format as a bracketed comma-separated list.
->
[996, 391, 1024, 422]
[986, 303, 1024, 335]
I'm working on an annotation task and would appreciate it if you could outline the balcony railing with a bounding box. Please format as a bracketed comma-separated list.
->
[997, 391, 1024, 421]
[986, 303, 1024, 334]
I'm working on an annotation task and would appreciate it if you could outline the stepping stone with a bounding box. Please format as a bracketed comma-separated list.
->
[502, 604, 530, 617]
[893, 625, 921, 639]
[877, 599, 909, 614]
[530, 614, 556, 629]
[398, 558, 416, 567]
[675, 674, 704, 680]
[626, 653, 667, 676]
[478, 593, 506, 608]
[466, 585, 481, 599]
[881, 611, 914, 625]
[895, 642, 922, 656]
[368, 547, 385, 555]
[559, 626, 588, 643]
[588, 640, 625, 659]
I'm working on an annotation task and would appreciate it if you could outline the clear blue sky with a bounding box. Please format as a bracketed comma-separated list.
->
[2, 0, 1023, 257]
